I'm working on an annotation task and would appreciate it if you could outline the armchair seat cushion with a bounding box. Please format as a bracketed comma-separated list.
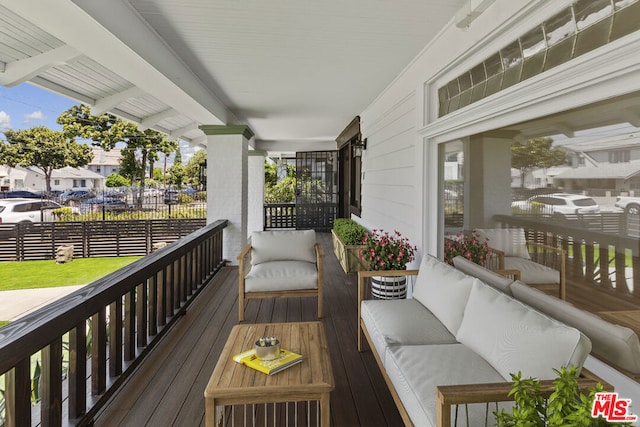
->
[504, 256, 560, 284]
[244, 261, 318, 292]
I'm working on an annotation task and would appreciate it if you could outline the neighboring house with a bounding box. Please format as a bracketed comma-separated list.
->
[553, 134, 640, 195]
[87, 147, 121, 177]
[511, 166, 570, 190]
[0, 165, 105, 192]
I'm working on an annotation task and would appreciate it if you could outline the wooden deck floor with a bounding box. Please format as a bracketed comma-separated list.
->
[93, 232, 402, 427]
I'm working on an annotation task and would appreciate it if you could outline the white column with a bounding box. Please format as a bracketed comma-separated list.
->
[247, 150, 266, 237]
[201, 125, 253, 264]
[466, 132, 513, 229]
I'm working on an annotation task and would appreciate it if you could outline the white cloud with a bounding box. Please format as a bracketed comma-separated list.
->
[0, 111, 12, 132]
[23, 110, 47, 124]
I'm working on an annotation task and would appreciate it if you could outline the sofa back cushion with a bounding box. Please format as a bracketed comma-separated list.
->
[456, 281, 591, 380]
[511, 281, 640, 374]
[452, 256, 514, 295]
[476, 228, 530, 259]
[250, 230, 317, 265]
[412, 255, 475, 335]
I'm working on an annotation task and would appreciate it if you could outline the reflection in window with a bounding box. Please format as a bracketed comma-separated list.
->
[443, 140, 464, 233]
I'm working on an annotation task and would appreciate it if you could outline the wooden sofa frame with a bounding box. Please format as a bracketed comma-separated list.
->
[237, 242, 324, 321]
[356, 269, 610, 427]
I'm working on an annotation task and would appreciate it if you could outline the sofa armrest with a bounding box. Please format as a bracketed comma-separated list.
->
[357, 269, 419, 351]
[493, 269, 521, 281]
[435, 369, 612, 427]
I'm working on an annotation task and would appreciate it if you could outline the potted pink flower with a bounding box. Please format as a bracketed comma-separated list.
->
[443, 230, 489, 266]
[359, 229, 416, 299]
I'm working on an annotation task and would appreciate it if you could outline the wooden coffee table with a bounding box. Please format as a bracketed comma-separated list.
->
[204, 321, 334, 427]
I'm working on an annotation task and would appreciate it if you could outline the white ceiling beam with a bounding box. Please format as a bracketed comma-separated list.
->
[554, 122, 575, 138]
[1, 0, 227, 125]
[455, 0, 497, 28]
[622, 110, 640, 128]
[139, 108, 178, 131]
[189, 135, 207, 148]
[90, 86, 145, 116]
[0, 45, 81, 87]
[170, 123, 198, 139]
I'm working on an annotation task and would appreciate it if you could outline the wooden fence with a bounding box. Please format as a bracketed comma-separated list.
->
[0, 219, 228, 426]
[0, 219, 206, 262]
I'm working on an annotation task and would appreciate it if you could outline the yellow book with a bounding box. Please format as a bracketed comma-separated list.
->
[233, 348, 303, 375]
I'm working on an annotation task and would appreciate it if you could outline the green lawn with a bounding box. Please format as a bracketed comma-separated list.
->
[0, 256, 142, 291]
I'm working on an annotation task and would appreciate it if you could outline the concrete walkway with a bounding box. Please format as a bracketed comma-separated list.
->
[0, 285, 84, 321]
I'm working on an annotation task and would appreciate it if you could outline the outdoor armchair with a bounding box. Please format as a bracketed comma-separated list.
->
[237, 230, 324, 321]
[477, 228, 566, 299]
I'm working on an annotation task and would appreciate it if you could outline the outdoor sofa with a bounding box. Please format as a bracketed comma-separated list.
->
[357, 254, 605, 427]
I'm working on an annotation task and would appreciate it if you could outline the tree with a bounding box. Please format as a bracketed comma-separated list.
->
[511, 138, 567, 188]
[58, 105, 178, 204]
[184, 149, 207, 186]
[167, 162, 185, 187]
[105, 173, 129, 187]
[0, 126, 93, 193]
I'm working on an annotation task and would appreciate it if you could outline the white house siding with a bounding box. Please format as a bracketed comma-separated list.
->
[359, 92, 422, 264]
[359, 0, 640, 404]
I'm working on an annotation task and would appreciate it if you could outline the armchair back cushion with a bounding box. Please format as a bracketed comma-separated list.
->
[476, 228, 530, 259]
[456, 281, 591, 380]
[412, 255, 475, 335]
[250, 230, 317, 265]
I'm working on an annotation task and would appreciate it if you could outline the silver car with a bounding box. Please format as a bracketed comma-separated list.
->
[512, 193, 600, 217]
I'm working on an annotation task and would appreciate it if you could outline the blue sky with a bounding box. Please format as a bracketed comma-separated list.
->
[0, 83, 77, 133]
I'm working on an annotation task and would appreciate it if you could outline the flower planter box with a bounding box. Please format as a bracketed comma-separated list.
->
[331, 229, 367, 274]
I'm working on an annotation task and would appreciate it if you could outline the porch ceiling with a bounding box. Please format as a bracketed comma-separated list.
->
[0, 0, 467, 149]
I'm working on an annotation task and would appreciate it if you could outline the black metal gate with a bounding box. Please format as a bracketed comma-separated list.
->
[295, 151, 338, 230]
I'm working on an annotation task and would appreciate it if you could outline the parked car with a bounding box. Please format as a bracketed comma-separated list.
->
[0, 198, 62, 223]
[60, 190, 94, 204]
[614, 196, 640, 215]
[511, 193, 600, 217]
[0, 190, 43, 199]
[80, 196, 130, 213]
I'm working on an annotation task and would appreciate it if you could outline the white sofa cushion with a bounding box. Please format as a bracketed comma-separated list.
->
[452, 255, 514, 295]
[456, 281, 591, 380]
[385, 344, 507, 427]
[250, 230, 317, 265]
[412, 255, 475, 335]
[476, 228, 530, 259]
[361, 299, 457, 365]
[511, 281, 640, 374]
[244, 261, 317, 292]
[504, 257, 560, 284]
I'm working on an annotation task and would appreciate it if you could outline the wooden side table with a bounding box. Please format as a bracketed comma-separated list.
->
[204, 321, 334, 427]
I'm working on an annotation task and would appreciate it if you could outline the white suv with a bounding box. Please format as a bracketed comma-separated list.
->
[512, 193, 600, 217]
[0, 198, 61, 223]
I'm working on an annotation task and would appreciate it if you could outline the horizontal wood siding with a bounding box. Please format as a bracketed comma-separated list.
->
[361, 93, 419, 234]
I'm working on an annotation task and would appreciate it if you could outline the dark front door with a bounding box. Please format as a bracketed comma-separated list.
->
[295, 151, 338, 230]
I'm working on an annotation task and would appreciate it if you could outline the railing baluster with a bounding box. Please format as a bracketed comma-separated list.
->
[91, 310, 107, 395]
[110, 299, 123, 377]
[158, 267, 167, 326]
[5, 358, 31, 427]
[149, 273, 158, 337]
[136, 282, 148, 348]
[124, 290, 136, 361]
[69, 323, 87, 419]
[41, 338, 63, 427]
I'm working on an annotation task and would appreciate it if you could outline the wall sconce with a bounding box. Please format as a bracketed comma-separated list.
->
[352, 138, 367, 158]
